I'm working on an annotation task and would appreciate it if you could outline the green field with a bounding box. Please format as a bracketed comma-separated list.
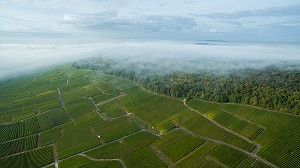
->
[98, 100, 126, 118]
[91, 116, 140, 142]
[0, 65, 299, 167]
[59, 155, 123, 168]
[154, 129, 205, 162]
[188, 100, 300, 167]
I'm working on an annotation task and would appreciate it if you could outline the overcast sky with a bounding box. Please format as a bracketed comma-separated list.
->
[1, 0, 300, 42]
[1, 1, 300, 79]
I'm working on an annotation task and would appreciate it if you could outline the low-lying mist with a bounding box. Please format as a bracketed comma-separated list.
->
[1, 41, 300, 80]
[0, 43, 107, 80]
[74, 41, 300, 77]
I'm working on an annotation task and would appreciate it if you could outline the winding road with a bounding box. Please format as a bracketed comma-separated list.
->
[88, 97, 110, 120]
[183, 98, 276, 168]
[79, 154, 127, 168]
[183, 98, 259, 153]
[57, 88, 72, 120]
[65, 73, 70, 86]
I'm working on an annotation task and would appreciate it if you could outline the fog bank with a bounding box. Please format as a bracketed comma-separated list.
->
[1, 41, 300, 80]
[0, 43, 109, 79]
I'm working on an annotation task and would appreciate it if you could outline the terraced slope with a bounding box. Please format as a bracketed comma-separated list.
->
[0, 65, 299, 167]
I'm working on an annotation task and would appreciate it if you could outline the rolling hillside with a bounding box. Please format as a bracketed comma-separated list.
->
[0, 65, 299, 168]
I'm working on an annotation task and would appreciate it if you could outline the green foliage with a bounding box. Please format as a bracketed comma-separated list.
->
[46, 108, 70, 126]
[1, 65, 300, 168]
[58, 138, 100, 159]
[223, 103, 300, 168]
[37, 113, 53, 131]
[56, 128, 97, 153]
[86, 131, 158, 159]
[171, 108, 227, 140]
[12, 111, 35, 122]
[63, 111, 103, 134]
[221, 133, 255, 152]
[66, 100, 95, 118]
[8, 90, 60, 115]
[92, 89, 121, 104]
[250, 160, 271, 168]
[74, 60, 300, 114]
[91, 116, 140, 142]
[59, 155, 122, 168]
[121, 87, 257, 153]
[208, 145, 248, 167]
[0, 117, 39, 142]
[124, 147, 167, 168]
[98, 101, 126, 118]
[120, 88, 184, 132]
[201, 160, 223, 168]
[189, 100, 265, 140]
[40, 126, 63, 146]
[155, 130, 205, 162]
[61, 76, 107, 104]
[0, 146, 54, 168]
[82, 160, 122, 168]
[59, 155, 91, 168]
[0, 135, 38, 157]
[37, 108, 71, 131]
[86, 141, 124, 159]
[176, 141, 218, 168]
[237, 156, 256, 168]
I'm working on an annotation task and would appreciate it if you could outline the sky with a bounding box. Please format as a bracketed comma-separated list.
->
[1, 0, 300, 42]
[0, 1, 300, 80]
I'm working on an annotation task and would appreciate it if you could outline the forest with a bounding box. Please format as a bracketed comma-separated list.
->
[73, 57, 300, 114]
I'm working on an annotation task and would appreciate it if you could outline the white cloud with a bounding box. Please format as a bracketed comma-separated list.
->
[209, 28, 217, 32]
[63, 14, 77, 22]
[0, 0, 300, 42]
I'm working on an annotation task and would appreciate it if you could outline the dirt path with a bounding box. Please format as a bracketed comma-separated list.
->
[205, 156, 229, 168]
[39, 95, 276, 168]
[1, 106, 61, 125]
[0, 121, 71, 146]
[65, 73, 70, 86]
[125, 113, 145, 131]
[150, 144, 176, 168]
[79, 154, 127, 168]
[220, 108, 266, 129]
[117, 102, 160, 135]
[52, 144, 59, 168]
[90, 128, 105, 144]
[57, 88, 72, 120]
[183, 98, 259, 154]
[41, 118, 276, 168]
[96, 94, 126, 106]
[0, 144, 53, 159]
[42, 130, 143, 168]
[37, 133, 41, 147]
[88, 97, 110, 120]
[178, 127, 276, 168]
[175, 142, 204, 164]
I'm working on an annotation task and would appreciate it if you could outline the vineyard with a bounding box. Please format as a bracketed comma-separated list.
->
[0, 65, 299, 167]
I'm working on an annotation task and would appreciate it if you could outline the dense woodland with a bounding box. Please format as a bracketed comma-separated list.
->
[73, 58, 300, 114]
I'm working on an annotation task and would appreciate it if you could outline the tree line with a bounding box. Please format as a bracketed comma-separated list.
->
[73, 59, 300, 114]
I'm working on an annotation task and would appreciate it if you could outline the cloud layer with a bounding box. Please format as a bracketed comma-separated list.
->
[1, 0, 300, 42]
[1, 41, 299, 80]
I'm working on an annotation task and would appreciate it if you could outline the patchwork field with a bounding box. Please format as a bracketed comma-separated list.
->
[0, 65, 299, 167]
